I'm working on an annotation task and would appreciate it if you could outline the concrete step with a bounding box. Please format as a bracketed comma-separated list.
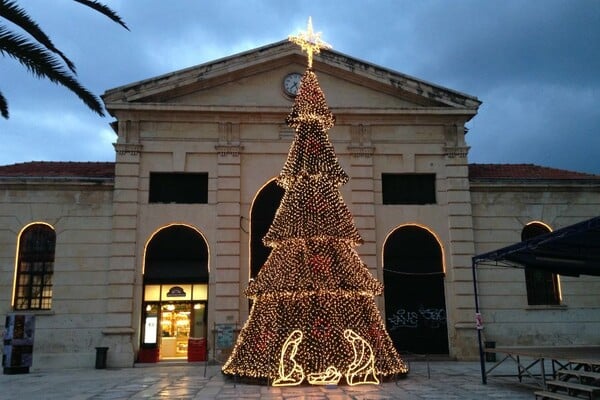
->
[534, 391, 584, 400]
[568, 360, 600, 371]
[546, 380, 600, 399]
[558, 369, 600, 383]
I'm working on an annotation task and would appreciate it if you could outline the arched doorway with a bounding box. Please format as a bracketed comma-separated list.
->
[383, 225, 448, 355]
[250, 180, 284, 279]
[140, 224, 209, 361]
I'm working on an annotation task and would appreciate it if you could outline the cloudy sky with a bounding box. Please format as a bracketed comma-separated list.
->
[2, 0, 599, 173]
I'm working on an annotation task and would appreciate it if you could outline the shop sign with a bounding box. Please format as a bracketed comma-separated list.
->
[166, 286, 186, 297]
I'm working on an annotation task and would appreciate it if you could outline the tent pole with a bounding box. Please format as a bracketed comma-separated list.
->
[472, 258, 486, 384]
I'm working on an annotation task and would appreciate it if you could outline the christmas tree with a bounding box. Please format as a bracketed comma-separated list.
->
[222, 18, 408, 385]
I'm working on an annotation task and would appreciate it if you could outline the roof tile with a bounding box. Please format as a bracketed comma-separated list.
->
[0, 161, 114, 178]
[468, 163, 600, 180]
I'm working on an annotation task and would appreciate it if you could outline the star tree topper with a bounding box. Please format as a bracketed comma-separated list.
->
[289, 17, 332, 68]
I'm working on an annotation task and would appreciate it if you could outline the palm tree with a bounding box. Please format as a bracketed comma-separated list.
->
[0, 0, 128, 119]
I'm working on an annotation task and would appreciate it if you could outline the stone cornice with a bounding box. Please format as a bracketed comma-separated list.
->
[215, 144, 244, 157]
[445, 145, 470, 158]
[113, 143, 143, 155]
[347, 145, 375, 158]
[105, 105, 477, 128]
[105, 103, 478, 115]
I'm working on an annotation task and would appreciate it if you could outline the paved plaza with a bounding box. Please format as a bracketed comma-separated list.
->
[0, 361, 537, 399]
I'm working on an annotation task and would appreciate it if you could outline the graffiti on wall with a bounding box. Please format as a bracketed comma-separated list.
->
[387, 306, 446, 331]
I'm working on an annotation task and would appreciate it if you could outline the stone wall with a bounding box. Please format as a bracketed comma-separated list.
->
[471, 181, 600, 349]
[0, 179, 114, 368]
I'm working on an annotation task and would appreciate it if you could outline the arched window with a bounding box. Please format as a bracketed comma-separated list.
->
[522, 222, 560, 305]
[14, 224, 56, 310]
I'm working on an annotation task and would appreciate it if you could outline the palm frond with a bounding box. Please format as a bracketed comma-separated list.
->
[73, 0, 129, 30]
[0, 0, 76, 72]
[0, 26, 105, 116]
[0, 90, 8, 119]
[0, 0, 128, 119]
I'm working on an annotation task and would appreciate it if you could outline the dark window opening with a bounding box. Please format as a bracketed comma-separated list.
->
[145, 225, 209, 283]
[14, 224, 55, 310]
[522, 223, 560, 306]
[382, 173, 436, 204]
[250, 181, 284, 279]
[149, 172, 208, 204]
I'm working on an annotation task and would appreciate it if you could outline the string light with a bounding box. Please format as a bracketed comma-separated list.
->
[273, 330, 305, 386]
[222, 18, 408, 383]
[288, 16, 331, 69]
[308, 366, 342, 385]
[344, 329, 380, 385]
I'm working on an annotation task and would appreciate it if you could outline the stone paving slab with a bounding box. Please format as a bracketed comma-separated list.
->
[0, 361, 536, 399]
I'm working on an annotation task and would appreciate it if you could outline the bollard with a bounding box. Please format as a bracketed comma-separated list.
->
[95, 347, 109, 369]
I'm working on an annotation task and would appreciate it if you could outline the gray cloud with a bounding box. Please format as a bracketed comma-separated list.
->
[1, 0, 599, 173]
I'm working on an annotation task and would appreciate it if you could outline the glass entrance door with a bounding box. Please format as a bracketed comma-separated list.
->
[160, 303, 190, 359]
[141, 284, 208, 362]
[150, 301, 208, 360]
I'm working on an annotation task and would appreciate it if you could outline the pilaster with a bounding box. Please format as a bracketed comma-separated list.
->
[215, 123, 243, 330]
[104, 120, 142, 367]
[444, 123, 477, 359]
[347, 125, 379, 308]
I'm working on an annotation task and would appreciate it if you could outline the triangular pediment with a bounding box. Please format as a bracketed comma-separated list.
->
[103, 40, 480, 112]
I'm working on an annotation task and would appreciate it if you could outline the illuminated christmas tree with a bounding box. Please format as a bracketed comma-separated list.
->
[222, 18, 408, 385]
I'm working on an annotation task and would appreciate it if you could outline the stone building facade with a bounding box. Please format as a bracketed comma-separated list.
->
[1, 41, 599, 369]
[470, 166, 600, 347]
